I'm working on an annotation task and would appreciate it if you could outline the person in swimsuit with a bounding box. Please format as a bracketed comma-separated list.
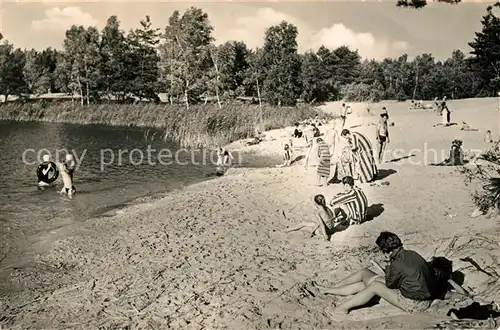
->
[276, 144, 293, 168]
[284, 195, 348, 241]
[59, 161, 75, 199]
[376, 113, 390, 163]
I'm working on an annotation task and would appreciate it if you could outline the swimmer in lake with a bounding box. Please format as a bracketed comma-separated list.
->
[59, 154, 76, 199]
[37, 154, 57, 187]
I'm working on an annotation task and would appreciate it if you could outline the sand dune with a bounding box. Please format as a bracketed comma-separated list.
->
[1, 98, 500, 329]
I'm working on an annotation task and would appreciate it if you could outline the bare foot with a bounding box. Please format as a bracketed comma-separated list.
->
[326, 306, 348, 318]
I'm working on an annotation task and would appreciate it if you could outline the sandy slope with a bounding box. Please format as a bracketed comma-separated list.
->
[1, 98, 500, 329]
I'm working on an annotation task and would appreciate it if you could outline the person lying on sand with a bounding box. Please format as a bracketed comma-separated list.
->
[329, 176, 368, 225]
[460, 121, 479, 131]
[284, 195, 349, 240]
[276, 144, 293, 168]
[324, 231, 436, 316]
[246, 136, 263, 146]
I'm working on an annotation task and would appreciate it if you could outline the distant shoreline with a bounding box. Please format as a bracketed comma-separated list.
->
[0, 101, 325, 148]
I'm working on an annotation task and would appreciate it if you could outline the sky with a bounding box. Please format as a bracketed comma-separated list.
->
[0, 0, 497, 60]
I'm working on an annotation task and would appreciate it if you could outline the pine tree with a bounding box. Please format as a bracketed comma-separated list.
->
[468, 2, 500, 96]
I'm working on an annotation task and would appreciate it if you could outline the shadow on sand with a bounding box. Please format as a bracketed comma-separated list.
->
[365, 203, 385, 222]
[388, 154, 416, 163]
[290, 155, 305, 166]
[376, 169, 397, 181]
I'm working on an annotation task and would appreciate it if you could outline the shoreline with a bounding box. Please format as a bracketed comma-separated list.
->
[0, 102, 324, 148]
[2, 99, 500, 329]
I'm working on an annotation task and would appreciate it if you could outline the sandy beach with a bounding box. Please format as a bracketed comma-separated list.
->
[1, 98, 500, 329]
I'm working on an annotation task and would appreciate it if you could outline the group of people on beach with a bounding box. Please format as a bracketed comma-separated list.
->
[283, 105, 391, 241]
[37, 153, 77, 199]
[298, 106, 389, 187]
[282, 102, 474, 318]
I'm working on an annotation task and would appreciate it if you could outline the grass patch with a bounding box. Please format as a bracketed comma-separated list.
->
[0, 102, 332, 148]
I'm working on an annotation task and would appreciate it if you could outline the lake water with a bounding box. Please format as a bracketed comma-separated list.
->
[0, 121, 277, 282]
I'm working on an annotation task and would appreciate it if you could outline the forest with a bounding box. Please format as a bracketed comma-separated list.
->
[0, 3, 500, 108]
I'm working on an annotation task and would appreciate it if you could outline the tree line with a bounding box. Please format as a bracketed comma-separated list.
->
[0, 4, 499, 108]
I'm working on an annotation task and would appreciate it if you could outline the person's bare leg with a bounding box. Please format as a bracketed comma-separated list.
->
[316, 174, 323, 186]
[331, 282, 404, 314]
[332, 268, 378, 288]
[324, 282, 365, 296]
[285, 222, 316, 233]
[309, 223, 320, 237]
[315, 217, 329, 240]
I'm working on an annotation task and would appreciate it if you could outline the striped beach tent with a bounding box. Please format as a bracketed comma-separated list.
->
[351, 131, 378, 183]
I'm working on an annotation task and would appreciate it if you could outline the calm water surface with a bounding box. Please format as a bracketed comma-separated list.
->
[0, 121, 276, 280]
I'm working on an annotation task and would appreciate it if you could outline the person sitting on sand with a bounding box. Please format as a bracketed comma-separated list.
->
[324, 231, 436, 316]
[276, 144, 293, 168]
[376, 113, 390, 164]
[430, 140, 464, 166]
[284, 195, 349, 240]
[316, 138, 331, 186]
[329, 176, 368, 225]
[485, 130, 493, 143]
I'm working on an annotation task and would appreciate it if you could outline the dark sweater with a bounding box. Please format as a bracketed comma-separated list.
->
[385, 247, 437, 300]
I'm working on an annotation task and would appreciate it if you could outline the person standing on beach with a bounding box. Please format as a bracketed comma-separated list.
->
[276, 144, 293, 168]
[324, 231, 436, 316]
[376, 113, 390, 163]
[440, 101, 451, 126]
[341, 129, 378, 183]
[316, 138, 331, 186]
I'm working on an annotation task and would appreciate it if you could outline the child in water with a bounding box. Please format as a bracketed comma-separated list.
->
[59, 154, 76, 199]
